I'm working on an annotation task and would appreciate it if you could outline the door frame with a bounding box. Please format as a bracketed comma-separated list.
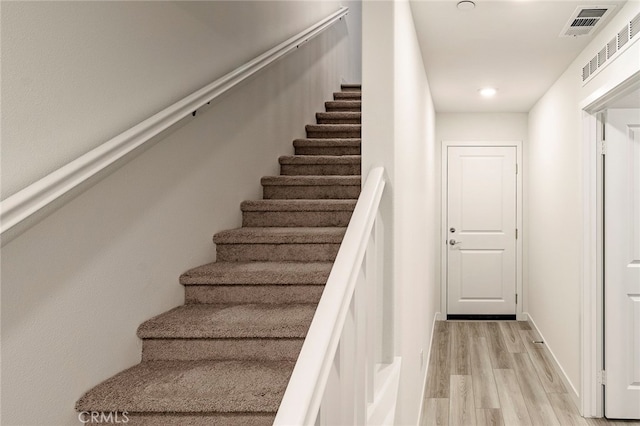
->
[580, 70, 640, 418]
[440, 140, 524, 320]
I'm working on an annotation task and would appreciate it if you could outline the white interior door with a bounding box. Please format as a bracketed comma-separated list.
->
[604, 108, 640, 419]
[447, 146, 517, 316]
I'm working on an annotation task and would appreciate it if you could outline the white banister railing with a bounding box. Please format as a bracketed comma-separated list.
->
[0, 7, 348, 243]
[274, 167, 395, 426]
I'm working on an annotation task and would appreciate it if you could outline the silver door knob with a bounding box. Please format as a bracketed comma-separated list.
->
[449, 239, 461, 246]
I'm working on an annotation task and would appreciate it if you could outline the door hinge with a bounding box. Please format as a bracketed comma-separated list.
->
[516, 229, 519, 239]
[600, 141, 607, 155]
[598, 370, 606, 385]
[516, 164, 518, 174]
[516, 294, 518, 304]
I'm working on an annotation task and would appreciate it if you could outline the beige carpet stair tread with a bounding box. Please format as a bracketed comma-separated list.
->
[325, 100, 361, 110]
[76, 360, 294, 413]
[278, 155, 360, 165]
[316, 112, 361, 123]
[305, 124, 361, 132]
[316, 112, 360, 119]
[109, 413, 275, 426]
[306, 124, 360, 138]
[241, 199, 356, 212]
[261, 175, 360, 186]
[213, 227, 346, 244]
[137, 304, 316, 339]
[293, 138, 361, 147]
[333, 91, 361, 100]
[180, 261, 332, 285]
[340, 83, 361, 91]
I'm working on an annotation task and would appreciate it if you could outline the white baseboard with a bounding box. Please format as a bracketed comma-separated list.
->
[416, 312, 440, 426]
[526, 313, 581, 410]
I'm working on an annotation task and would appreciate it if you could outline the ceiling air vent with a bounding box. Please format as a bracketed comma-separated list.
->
[561, 6, 615, 37]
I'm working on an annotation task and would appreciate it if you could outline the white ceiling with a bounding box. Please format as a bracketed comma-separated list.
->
[410, 0, 627, 112]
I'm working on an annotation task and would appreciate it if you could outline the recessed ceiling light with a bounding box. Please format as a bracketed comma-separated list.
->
[479, 87, 497, 98]
[457, 1, 476, 10]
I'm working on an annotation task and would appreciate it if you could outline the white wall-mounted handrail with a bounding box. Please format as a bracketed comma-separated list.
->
[274, 166, 386, 426]
[0, 6, 349, 241]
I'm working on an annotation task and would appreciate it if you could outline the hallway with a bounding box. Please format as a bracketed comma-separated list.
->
[421, 321, 640, 426]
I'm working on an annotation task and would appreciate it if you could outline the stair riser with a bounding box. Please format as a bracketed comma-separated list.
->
[334, 92, 361, 100]
[341, 88, 361, 92]
[216, 244, 339, 262]
[325, 102, 361, 112]
[94, 413, 275, 425]
[306, 129, 360, 138]
[295, 146, 361, 156]
[280, 164, 360, 175]
[316, 117, 361, 124]
[243, 211, 353, 227]
[263, 185, 360, 200]
[142, 338, 303, 362]
[185, 285, 324, 304]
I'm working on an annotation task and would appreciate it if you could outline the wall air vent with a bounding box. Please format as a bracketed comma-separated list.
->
[582, 11, 640, 83]
[597, 46, 607, 67]
[561, 6, 615, 37]
[618, 25, 629, 48]
[632, 12, 640, 38]
[607, 36, 617, 58]
[582, 63, 591, 80]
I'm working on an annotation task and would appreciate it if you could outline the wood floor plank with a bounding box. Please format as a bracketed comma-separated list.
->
[493, 369, 533, 426]
[482, 322, 512, 369]
[499, 322, 526, 353]
[476, 408, 504, 426]
[518, 321, 532, 330]
[526, 343, 567, 393]
[518, 329, 545, 353]
[547, 392, 588, 425]
[420, 321, 632, 426]
[427, 321, 452, 398]
[425, 332, 440, 397]
[511, 352, 561, 425]
[467, 321, 484, 338]
[470, 337, 500, 409]
[451, 322, 471, 375]
[422, 398, 449, 426]
[450, 375, 476, 426]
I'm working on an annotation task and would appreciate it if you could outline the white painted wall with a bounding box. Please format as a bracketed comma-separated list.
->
[528, 0, 640, 402]
[436, 113, 528, 142]
[0, 2, 360, 425]
[393, 3, 439, 423]
[363, 1, 439, 424]
[362, 0, 397, 373]
[0, 1, 361, 200]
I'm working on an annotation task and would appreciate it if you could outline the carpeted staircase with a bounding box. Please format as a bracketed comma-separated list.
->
[76, 84, 362, 425]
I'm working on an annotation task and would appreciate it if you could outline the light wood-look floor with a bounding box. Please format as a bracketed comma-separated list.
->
[421, 321, 640, 426]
